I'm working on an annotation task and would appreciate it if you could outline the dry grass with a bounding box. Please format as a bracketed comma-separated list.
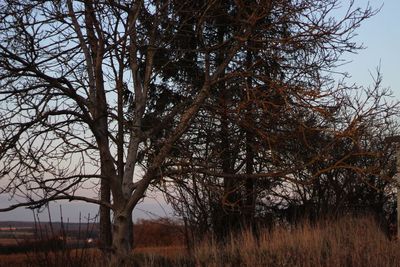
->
[2, 216, 400, 266]
[193, 216, 400, 267]
[0, 253, 29, 267]
[0, 246, 101, 267]
[134, 245, 185, 258]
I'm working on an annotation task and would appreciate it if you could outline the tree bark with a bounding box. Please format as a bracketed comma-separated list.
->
[110, 208, 131, 266]
[244, 128, 255, 227]
[243, 47, 255, 228]
[99, 182, 112, 250]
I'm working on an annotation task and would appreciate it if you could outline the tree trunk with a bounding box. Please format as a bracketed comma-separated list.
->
[220, 108, 241, 238]
[99, 182, 112, 250]
[243, 46, 255, 228]
[243, 128, 255, 228]
[110, 209, 132, 266]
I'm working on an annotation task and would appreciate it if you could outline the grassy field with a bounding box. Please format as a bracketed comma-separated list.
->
[1, 216, 400, 266]
[191, 216, 400, 267]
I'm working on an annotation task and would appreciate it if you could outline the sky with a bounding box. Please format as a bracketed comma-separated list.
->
[338, 0, 400, 96]
[0, 0, 399, 222]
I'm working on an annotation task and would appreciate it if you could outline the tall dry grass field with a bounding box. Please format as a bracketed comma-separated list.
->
[1, 216, 400, 266]
[193, 216, 400, 267]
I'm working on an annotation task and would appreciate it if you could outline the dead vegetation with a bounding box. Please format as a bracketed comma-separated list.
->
[191, 216, 400, 267]
[2, 216, 399, 267]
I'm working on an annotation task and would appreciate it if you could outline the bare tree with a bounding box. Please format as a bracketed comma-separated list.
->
[0, 0, 312, 264]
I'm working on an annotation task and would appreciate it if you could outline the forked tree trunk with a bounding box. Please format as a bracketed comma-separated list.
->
[110, 209, 132, 266]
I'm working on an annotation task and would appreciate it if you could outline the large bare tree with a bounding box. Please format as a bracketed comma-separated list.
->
[0, 0, 302, 264]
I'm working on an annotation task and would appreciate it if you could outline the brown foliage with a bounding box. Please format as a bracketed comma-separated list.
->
[133, 218, 184, 248]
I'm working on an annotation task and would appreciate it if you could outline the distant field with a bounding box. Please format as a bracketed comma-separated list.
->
[0, 238, 18, 246]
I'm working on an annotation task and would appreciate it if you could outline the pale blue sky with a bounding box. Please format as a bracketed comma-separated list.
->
[0, 0, 399, 222]
[338, 0, 400, 96]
